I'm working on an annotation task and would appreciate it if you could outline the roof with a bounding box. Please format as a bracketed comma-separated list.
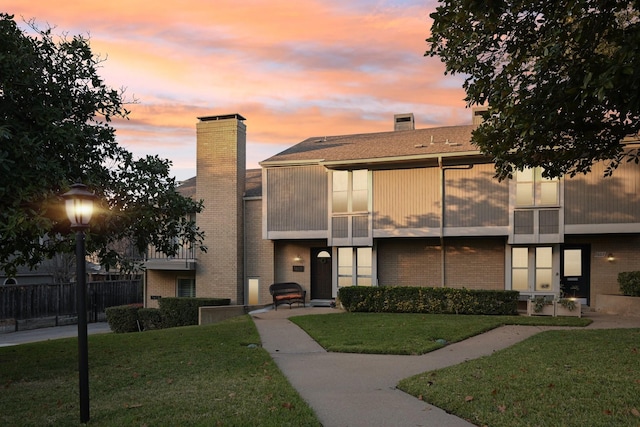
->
[177, 168, 263, 199]
[260, 125, 478, 167]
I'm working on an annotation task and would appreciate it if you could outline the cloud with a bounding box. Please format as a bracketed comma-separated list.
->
[5, 0, 468, 181]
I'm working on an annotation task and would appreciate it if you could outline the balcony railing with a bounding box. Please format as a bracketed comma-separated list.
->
[144, 244, 196, 271]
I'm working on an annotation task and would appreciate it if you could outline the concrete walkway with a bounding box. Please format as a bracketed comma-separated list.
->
[251, 307, 640, 427]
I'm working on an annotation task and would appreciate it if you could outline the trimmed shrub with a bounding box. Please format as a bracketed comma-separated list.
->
[158, 297, 231, 328]
[338, 286, 519, 315]
[138, 308, 163, 331]
[105, 304, 142, 333]
[618, 271, 640, 297]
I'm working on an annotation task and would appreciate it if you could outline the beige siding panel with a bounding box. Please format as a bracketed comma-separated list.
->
[444, 164, 509, 227]
[267, 166, 328, 232]
[373, 168, 440, 229]
[565, 160, 640, 224]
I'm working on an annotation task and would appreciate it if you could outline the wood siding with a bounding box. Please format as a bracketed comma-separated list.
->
[565, 160, 640, 224]
[373, 168, 440, 229]
[444, 164, 509, 227]
[266, 165, 328, 232]
[373, 164, 508, 231]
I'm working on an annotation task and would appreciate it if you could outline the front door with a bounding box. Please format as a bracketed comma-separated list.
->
[560, 244, 591, 306]
[311, 247, 333, 299]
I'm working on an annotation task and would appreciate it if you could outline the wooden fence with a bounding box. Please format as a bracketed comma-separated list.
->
[0, 280, 142, 321]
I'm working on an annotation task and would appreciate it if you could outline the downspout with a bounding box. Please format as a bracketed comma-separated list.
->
[439, 156, 474, 288]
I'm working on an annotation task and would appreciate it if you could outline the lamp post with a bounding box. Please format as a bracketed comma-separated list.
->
[62, 182, 96, 424]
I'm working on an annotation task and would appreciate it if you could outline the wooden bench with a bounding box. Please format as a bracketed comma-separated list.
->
[269, 282, 306, 310]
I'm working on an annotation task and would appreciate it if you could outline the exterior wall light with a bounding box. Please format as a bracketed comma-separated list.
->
[607, 253, 615, 262]
[62, 182, 97, 424]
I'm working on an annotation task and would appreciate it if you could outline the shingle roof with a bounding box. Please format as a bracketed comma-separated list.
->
[177, 169, 263, 199]
[260, 125, 477, 165]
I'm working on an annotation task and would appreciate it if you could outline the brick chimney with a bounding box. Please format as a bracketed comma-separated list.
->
[195, 114, 246, 304]
[394, 113, 415, 131]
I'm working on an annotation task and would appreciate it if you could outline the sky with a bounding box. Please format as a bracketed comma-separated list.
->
[4, 0, 470, 182]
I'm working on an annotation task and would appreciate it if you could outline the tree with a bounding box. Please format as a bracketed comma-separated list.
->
[0, 14, 205, 277]
[427, 0, 640, 179]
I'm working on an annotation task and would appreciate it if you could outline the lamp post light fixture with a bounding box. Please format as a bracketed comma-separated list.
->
[62, 182, 96, 424]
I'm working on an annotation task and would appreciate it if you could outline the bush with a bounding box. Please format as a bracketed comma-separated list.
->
[618, 271, 640, 297]
[338, 286, 519, 315]
[138, 308, 163, 330]
[105, 304, 142, 333]
[158, 298, 231, 328]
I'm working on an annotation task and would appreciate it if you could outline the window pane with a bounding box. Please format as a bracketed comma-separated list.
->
[177, 278, 195, 298]
[512, 247, 528, 268]
[332, 171, 349, 213]
[516, 183, 533, 206]
[512, 269, 528, 291]
[338, 247, 353, 286]
[540, 181, 558, 205]
[353, 170, 368, 211]
[333, 171, 348, 191]
[356, 247, 372, 276]
[535, 269, 553, 291]
[333, 191, 348, 213]
[536, 247, 552, 268]
[352, 189, 368, 212]
[517, 168, 533, 182]
[564, 249, 582, 276]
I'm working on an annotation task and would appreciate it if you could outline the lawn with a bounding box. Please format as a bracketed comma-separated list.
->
[398, 329, 640, 427]
[0, 316, 320, 426]
[289, 312, 591, 354]
[290, 311, 639, 427]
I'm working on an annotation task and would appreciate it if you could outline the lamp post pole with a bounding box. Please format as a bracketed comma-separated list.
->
[75, 227, 90, 423]
[62, 183, 96, 424]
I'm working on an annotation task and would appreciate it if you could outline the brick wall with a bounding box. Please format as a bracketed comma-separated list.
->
[566, 235, 640, 306]
[195, 116, 246, 304]
[244, 198, 275, 304]
[377, 237, 505, 289]
[146, 270, 184, 308]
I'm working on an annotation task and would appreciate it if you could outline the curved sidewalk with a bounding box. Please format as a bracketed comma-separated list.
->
[251, 307, 640, 427]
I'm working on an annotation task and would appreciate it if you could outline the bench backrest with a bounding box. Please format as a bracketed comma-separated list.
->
[269, 282, 303, 295]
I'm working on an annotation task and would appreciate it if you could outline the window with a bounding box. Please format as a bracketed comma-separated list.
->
[3, 278, 17, 285]
[511, 246, 554, 292]
[338, 247, 373, 287]
[332, 170, 369, 213]
[177, 278, 195, 297]
[516, 167, 558, 207]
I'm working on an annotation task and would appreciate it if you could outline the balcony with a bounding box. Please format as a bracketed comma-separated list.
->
[144, 244, 196, 271]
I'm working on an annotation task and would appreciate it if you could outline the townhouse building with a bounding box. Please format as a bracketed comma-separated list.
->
[144, 112, 640, 311]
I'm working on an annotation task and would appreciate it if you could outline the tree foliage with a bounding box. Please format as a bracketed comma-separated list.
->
[427, 0, 640, 179]
[0, 14, 205, 277]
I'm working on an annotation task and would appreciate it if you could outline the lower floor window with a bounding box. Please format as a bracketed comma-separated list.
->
[511, 246, 553, 292]
[177, 278, 196, 297]
[338, 247, 372, 286]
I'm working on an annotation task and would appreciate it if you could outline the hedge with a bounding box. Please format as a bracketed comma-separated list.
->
[338, 286, 519, 315]
[106, 298, 231, 332]
[619, 271, 640, 297]
[158, 297, 231, 328]
[105, 304, 143, 333]
[138, 308, 163, 330]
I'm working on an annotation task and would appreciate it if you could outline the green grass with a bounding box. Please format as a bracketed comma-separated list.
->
[0, 316, 320, 426]
[290, 312, 591, 355]
[398, 329, 640, 427]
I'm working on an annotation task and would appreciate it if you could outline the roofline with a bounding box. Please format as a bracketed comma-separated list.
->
[259, 159, 325, 167]
[198, 113, 246, 122]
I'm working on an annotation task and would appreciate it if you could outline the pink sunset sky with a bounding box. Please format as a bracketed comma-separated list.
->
[5, 0, 469, 182]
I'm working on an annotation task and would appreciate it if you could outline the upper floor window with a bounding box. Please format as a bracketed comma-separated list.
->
[515, 167, 558, 207]
[332, 170, 369, 213]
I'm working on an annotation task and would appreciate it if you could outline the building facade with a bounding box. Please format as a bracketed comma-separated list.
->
[144, 112, 640, 310]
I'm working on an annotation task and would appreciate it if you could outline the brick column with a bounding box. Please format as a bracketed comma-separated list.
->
[195, 114, 246, 304]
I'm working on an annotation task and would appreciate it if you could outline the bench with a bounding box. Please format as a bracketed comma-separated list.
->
[269, 282, 306, 310]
